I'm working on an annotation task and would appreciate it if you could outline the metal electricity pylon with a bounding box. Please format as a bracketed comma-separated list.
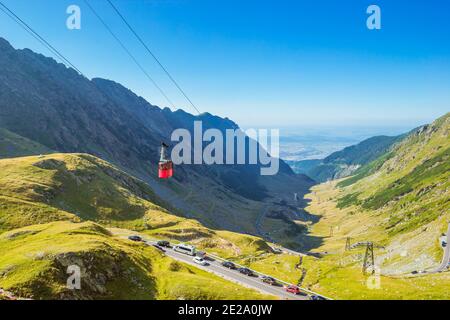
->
[362, 242, 375, 275]
[345, 237, 352, 251]
[346, 240, 376, 275]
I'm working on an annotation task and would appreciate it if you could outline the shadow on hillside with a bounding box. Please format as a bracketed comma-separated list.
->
[274, 223, 325, 253]
[290, 185, 325, 253]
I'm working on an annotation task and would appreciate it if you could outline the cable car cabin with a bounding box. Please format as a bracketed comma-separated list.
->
[158, 160, 173, 179]
[158, 142, 173, 179]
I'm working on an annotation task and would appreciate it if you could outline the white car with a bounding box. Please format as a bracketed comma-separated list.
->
[193, 257, 208, 266]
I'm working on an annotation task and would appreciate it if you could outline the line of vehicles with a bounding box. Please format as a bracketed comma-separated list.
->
[128, 235, 326, 300]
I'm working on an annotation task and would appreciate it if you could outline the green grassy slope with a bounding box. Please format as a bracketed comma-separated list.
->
[0, 153, 273, 256]
[296, 113, 450, 299]
[0, 153, 166, 232]
[0, 153, 280, 299]
[0, 153, 197, 231]
[337, 112, 449, 236]
[0, 221, 272, 300]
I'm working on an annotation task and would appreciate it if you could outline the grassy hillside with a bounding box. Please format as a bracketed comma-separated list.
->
[0, 153, 170, 233]
[0, 221, 272, 300]
[294, 113, 450, 299]
[0, 153, 280, 250]
[336, 113, 449, 238]
[0, 153, 284, 299]
[299, 182, 450, 300]
[0, 153, 275, 255]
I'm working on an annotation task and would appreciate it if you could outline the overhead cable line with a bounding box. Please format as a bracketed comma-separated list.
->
[84, 0, 176, 109]
[0, 1, 175, 110]
[106, 0, 202, 115]
[0, 1, 84, 76]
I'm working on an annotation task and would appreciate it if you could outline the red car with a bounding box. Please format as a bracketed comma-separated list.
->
[285, 285, 301, 295]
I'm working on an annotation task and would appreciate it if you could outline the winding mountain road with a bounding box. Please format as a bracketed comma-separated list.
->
[112, 227, 327, 300]
[154, 242, 309, 300]
[433, 223, 450, 273]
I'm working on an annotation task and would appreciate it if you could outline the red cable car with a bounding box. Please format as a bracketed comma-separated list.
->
[158, 142, 173, 179]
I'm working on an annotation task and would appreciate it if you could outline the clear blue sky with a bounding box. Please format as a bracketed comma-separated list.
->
[1, 0, 449, 127]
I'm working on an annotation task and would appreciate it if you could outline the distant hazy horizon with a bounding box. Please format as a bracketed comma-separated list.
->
[275, 122, 420, 162]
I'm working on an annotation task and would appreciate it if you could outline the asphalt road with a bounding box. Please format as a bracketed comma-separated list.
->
[435, 223, 450, 272]
[148, 241, 309, 300]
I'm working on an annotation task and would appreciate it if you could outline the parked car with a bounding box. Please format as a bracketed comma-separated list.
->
[442, 241, 447, 248]
[222, 261, 236, 269]
[193, 257, 208, 266]
[238, 267, 254, 276]
[157, 240, 171, 248]
[128, 235, 142, 242]
[285, 285, 301, 295]
[411, 270, 419, 275]
[261, 276, 278, 286]
[310, 295, 326, 300]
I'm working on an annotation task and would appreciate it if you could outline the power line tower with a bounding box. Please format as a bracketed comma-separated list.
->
[348, 241, 377, 275]
[362, 242, 375, 275]
[329, 226, 334, 237]
[345, 237, 352, 251]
